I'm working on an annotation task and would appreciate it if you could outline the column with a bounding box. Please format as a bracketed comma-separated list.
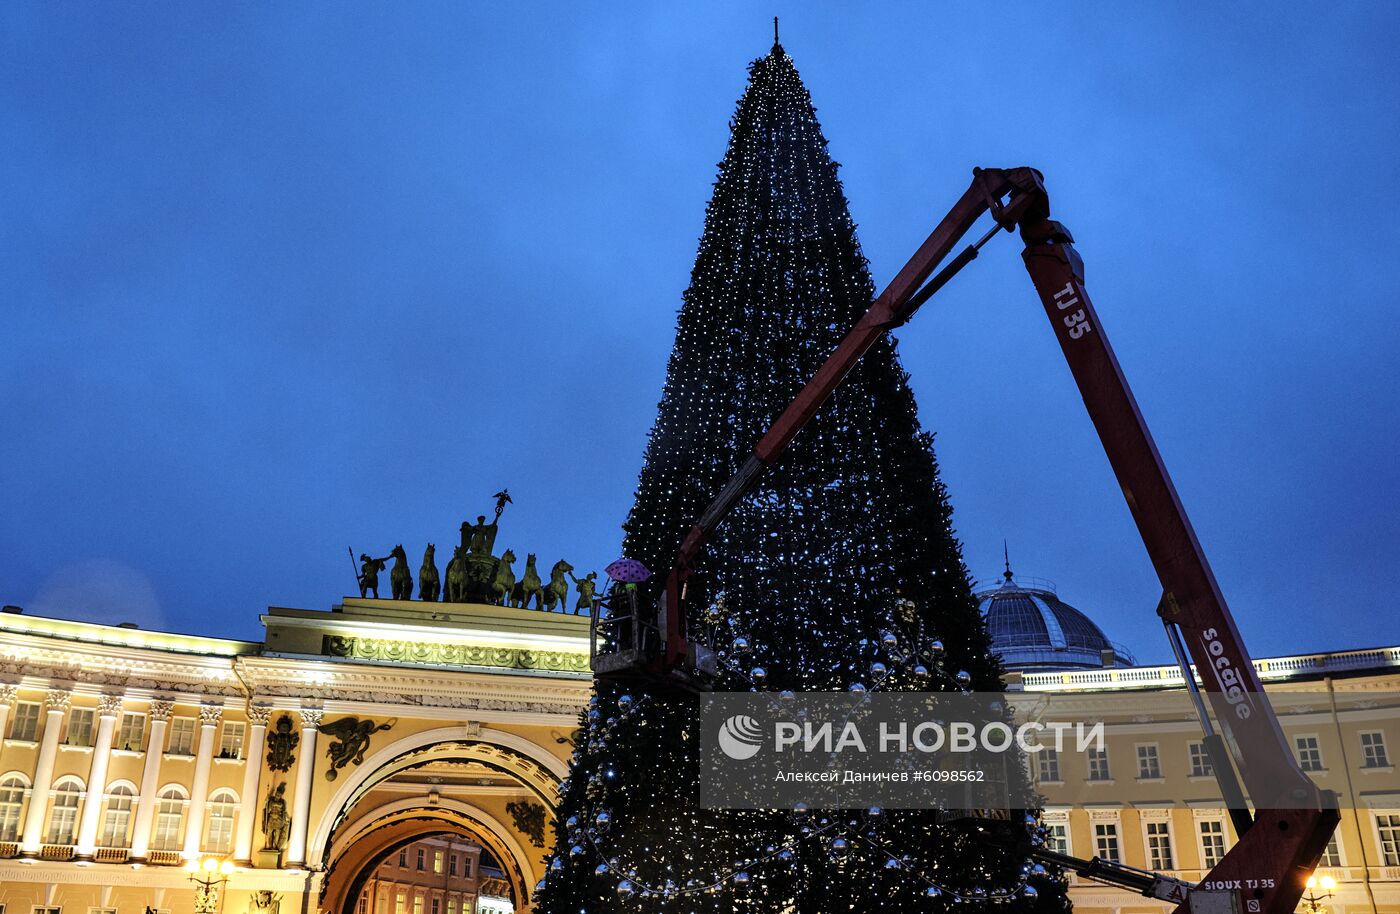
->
[0, 685, 16, 766]
[129, 698, 174, 861]
[233, 703, 271, 865]
[284, 708, 321, 867]
[182, 703, 223, 858]
[20, 689, 70, 855]
[74, 694, 123, 859]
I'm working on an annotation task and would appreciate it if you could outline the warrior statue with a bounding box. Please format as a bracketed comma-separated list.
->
[261, 782, 290, 851]
[356, 552, 391, 599]
[569, 570, 598, 615]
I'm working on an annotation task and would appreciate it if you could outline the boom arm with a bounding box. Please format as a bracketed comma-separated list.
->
[659, 167, 1337, 914]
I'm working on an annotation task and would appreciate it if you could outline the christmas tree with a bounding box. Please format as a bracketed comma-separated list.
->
[536, 35, 1067, 914]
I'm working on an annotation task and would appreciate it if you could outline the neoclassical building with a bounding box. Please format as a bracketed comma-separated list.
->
[0, 598, 591, 914]
[2, 576, 1397, 914]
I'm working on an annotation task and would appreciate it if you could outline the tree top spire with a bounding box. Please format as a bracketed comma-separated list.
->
[773, 16, 780, 50]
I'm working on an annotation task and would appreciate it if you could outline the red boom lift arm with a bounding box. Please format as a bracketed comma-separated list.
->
[654, 167, 1337, 913]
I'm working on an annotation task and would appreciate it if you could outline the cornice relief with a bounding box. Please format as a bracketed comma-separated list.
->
[0, 641, 242, 697]
[250, 680, 581, 715]
[323, 635, 588, 674]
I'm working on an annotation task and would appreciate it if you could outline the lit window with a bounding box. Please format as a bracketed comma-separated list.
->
[1087, 748, 1111, 781]
[219, 722, 245, 760]
[1037, 749, 1060, 783]
[152, 788, 186, 850]
[0, 775, 27, 841]
[1044, 822, 1069, 854]
[205, 790, 238, 853]
[117, 713, 145, 751]
[447, 900, 457, 914]
[357, 899, 367, 914]
[46, 781, 82, 845]
[1361, 732, 1391, 769]
[435, 850, 444, 873]
[66, 709, 95, 747]
[1145, 821, 1174, 868]
[1189, 742, 1213, 777]
[395, 893, 405, 914]
[1137, 744, 1162, 780]
[1094, 822, 1120, 861]
[1377, 813, 1400, 866]
[1198, 819, 1226, 868]
[1295, 735, 1324, 772]
[11, 702, 41, 741]
[167, 717, 196, 756]
[1320, 833, 1343, 866]
[413, 896, 424, 914]
[100, 785, 134, 847]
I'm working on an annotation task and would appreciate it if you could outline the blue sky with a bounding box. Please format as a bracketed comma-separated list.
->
[3, 3, 1397, 662]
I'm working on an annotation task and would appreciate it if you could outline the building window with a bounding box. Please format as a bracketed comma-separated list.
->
[117, 713, 145, 751]
[395, 893, 405, 914]
[1198, 819, 1226, 868]
[1087, 747, 1111, 781]
[416, 848, 426, 870]
[0, 775, 27, 841]
[1093, 822, 1120, 861]
[218, 722, 245, 760]
[1137, 744, 1162, 779]
[1145, 821, 1174, 869]
[152, 788, 186, 850]
[1295, 735, 1324, 772]
[33, 907, 62, 914]
[167, 717, 196, 756]
[398, 848, 408, 867]
[449, 853, 458, 876]
[89, 908, 118, 914]
[11, 701, 41, 741]
[66, 709, 95, 747]
[447, 900, 457, 914]
[1319, 833, 1343, 866]
[357, 899, 367, 914]
[100, 785, 134, 847]
[46, 781, 82, 844]
[205, 789, 237, 853]
[1037, 749, 1061, 783]
[1044, 822, 1069, 854]
[431, 900, 441, 914]
[435, 849, 444, 874]
[1377, 813, 1400, 866]
[1361, 731, 1391, 768]
[1189, 742, 1213, 777]
[413, 896, 423, 914]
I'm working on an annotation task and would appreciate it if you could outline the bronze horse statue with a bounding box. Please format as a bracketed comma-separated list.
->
[491, 549, 517, 606]
[389, 545, 413, 601]
[512, 553, 542, 609]
[443, 545, 468, 602]
[419, 544, 439, 602]
[541, 559, 573, 612]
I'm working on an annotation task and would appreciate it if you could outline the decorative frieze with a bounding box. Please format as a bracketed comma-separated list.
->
[323, 635, 588, 674]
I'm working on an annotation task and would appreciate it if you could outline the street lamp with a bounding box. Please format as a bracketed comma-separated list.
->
[185, 857, 235, 914]
[1300, 874, 1336, 914]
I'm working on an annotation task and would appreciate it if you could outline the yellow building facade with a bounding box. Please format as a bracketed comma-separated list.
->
[0, 599, 591, 914]
[1016, 647, 1400, 914]
[1, 593, 1397, 914]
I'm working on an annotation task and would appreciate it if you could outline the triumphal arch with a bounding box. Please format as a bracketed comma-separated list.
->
[0, 595, 590, 914]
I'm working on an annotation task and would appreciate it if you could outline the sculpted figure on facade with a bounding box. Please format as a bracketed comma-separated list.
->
[321, 716, 395, 780]
[261, 782, 290, 851]
[266, 713, 300, 771]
